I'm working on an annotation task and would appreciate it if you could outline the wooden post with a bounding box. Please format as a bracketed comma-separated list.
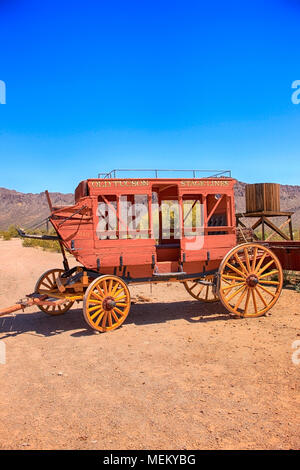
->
[262, 217, 265, 240]
[203, 195, 207, 232]
[116, 196, 120, 239]
[45, 190, 53, 212]
[158, 195, 162, 241]
[148, 194, 152, 239]
[289, 216, 294, 240]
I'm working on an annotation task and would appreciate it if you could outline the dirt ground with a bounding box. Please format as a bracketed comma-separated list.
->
[0, 239, 299, 450]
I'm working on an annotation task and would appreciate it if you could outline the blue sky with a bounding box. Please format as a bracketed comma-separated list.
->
[0, 0, 299, 193]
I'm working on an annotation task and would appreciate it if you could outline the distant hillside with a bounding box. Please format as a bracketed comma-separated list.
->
[0, 188, 74, 230]
[0, 182, 299, 230]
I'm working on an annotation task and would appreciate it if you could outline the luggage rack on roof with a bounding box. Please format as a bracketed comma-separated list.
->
[97, 169, 232, 179]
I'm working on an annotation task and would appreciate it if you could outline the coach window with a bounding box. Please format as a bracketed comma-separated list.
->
[206, 194, 228, 235]
[182, 196, 204, 237]
[119, 194, 149, 239]
[96, 195, 118, 240]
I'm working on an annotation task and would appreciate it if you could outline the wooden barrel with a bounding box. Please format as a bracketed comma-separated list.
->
[245, 183, 280, 213]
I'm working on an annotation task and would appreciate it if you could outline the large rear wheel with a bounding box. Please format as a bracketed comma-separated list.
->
[218, 243, 283, 317]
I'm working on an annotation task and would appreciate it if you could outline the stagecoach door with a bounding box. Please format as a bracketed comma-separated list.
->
[152, 184, 181, 262]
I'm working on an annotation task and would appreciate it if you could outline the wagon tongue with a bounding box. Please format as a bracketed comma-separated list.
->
[0, 293, 66, 317]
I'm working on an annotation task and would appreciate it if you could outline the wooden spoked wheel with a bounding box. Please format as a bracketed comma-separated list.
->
[218, 243, 283, 317]
[183, 275, 218, 302]
[34, 268, 74, 315]
[83, 275, 131, 332]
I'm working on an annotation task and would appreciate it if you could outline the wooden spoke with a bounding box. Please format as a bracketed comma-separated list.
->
[218, 243, 283, 318]
[102, 280, 108, 296]
[114, 295, 126, 303]
[83, 275, 131, 332]
[90, 308, 104, 320]
[233, 286, 247, 312]
[258, 270, 279, 280]
[101, 311, 108, 328]
[257, 259, 275, 277]
[233, 253, 248, 275]
[190, 281, 198, 290]
[226, 262, 247, 279]
[254, 286, 268, 308]
[183, 275, 219, 303]
[108, 278, 113, 294]
[111, 309, 119, 322]
[243, 247, 251, 273]
[88, 304, 103, 313]
[51, 272, 56, 286]
[88, 299, 103, 305]
[196, 284, 205, 297]
[41, 280, 53, 290]
[107, 311, 113, 327]
[225, 285, 246, 302]
[96, 284, 105, 297]
[114, 288, 125, 299]
[251, 246, 258, 271]
[34, 268, 74, 315]
[91, 290, 104, 301]
[111, 282, 119, 296]
[222, 281, 244, 292]
[205, 286, 209, 301]
[96, 310, 106, 327]
[257, 284, 276, 298]
[259, 280, 280, 286]
[251, 289, 258, 315]
[244, 288, 251, 315]
[114, 306, 126, 315]
[254, 252, 268, 274]
[221, 274, 244, 282]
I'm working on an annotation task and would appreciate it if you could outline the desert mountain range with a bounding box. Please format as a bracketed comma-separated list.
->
[0, 181, 299, 230]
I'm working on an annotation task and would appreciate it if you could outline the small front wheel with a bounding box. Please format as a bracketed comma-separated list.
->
[34, 268, 74, 315]
[183, 275, 218, 302]
[83, 275, 131, 332]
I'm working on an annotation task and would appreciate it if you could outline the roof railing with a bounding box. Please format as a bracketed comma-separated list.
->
[97, 169, 232, 179]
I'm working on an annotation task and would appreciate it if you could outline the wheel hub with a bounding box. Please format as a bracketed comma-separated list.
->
[102, 296, 116, 311]
[246, 274, 259, 288]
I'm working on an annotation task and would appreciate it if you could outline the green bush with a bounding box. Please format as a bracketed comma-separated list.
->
[0, 224, 60, 252]
[22, 237, 61, 252]
[0, 225, 20, 240]
[2, 232, 12, 240]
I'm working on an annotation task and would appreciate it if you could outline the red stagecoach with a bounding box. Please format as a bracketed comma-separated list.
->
[1, 169, 297, 332]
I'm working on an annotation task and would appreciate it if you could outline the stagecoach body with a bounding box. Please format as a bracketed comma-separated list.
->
[51, 175, 236, 281]
[1, 170, 295, 332]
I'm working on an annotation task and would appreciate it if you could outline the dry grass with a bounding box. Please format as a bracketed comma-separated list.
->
[0, 225, 61, 252]
[21, 237, 61, 252]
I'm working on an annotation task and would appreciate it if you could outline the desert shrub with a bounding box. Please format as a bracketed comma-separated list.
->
[22, 237, 61, 252]
[2, 231, 12, 240]
[283, 270, 300, 293]
[293, 229, 300, 240]
[0, 224, 61, 252]
[0, 225, 20, 240]
[253, 227, 299, 241]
